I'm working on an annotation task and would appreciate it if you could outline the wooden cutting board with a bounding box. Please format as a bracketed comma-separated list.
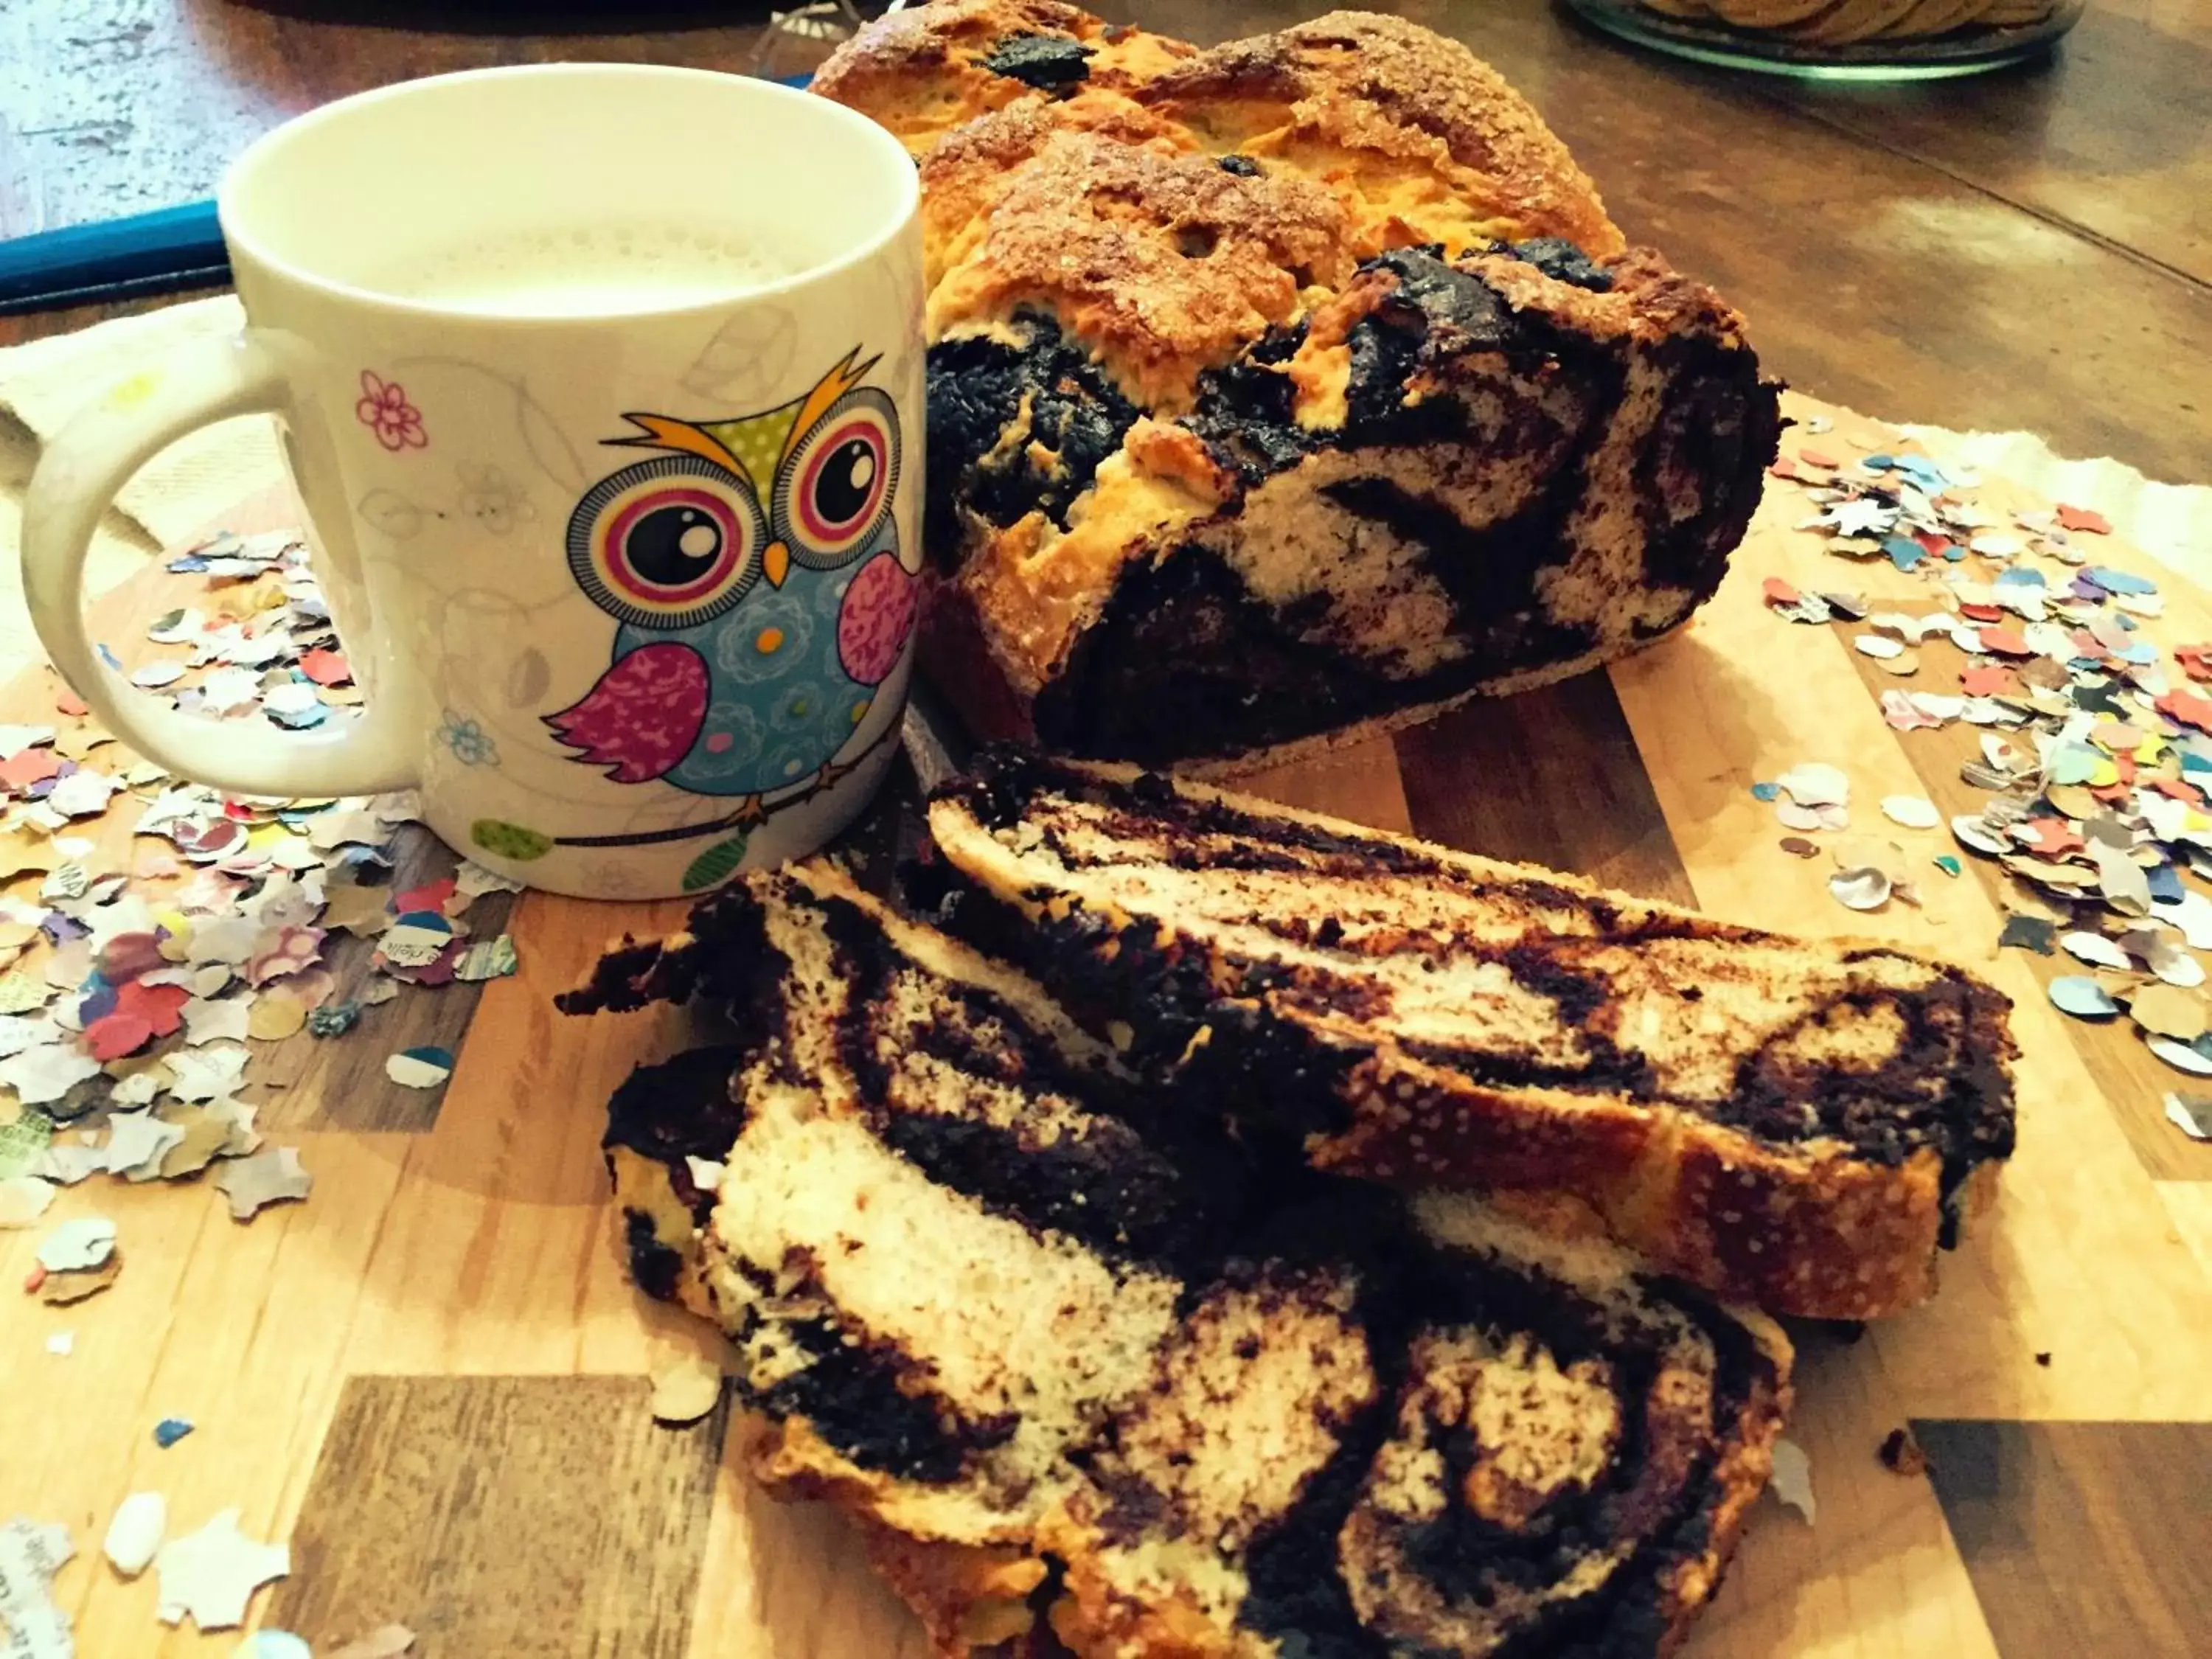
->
[2, 393, 2206, 1659]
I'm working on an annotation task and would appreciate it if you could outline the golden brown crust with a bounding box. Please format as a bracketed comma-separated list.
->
[1134, 10, 1623, 260]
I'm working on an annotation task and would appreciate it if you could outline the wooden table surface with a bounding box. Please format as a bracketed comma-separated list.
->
[1, 4, 2208, 1658]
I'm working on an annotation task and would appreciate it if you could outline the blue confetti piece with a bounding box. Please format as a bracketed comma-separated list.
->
[153, 1416, 194, 1448]
[1933, 855, 1963, 879]
[2048, 745, 2105, 786]
[1941, 544, 1966, 563]
[1862, 453, 1895, 471]
[97, 642, 122, 671]
[2148, 863, 2185, 904]
[391, 910, 452, 936]
[1750, 782, 1781, 801]
[2180, 751, 2212, 777]
[1994, 566, 2047, 589]
[2086, 565, 2157, 597]
[1882, 535, 1927, 572]
[166, 554, 209, 574]
[2122, 643, 2160, 666]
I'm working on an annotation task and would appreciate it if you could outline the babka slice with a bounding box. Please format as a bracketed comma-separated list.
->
[925, 750, 2020, 1321]
[810, 4, 1781, 772]
[565, 861, 1792, 1658]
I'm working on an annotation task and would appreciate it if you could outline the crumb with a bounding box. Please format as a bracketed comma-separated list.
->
[1878, 1427, 1928, 1476]
[2034, 1352, 2051, 1366]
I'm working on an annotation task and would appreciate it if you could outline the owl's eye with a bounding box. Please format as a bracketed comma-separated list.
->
[567, 456, 765, 629]
[774, 387, 900, 569]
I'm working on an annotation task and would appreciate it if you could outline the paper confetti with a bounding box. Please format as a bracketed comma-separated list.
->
[0, 1174, 58, 1227]
[0, 1517, 75, 1659]
[1879, 796, 1940, 830]
[1828, 869, 1891, 912]
[2166, 1094, 2212, 1141]
[104, 1491, 167, 1577]
[2048, 977, 2121, 1020]
[384, 1046, 454, 1089]
[155, 1509, 290, 1631]
[213, 1148, 313, 1221]
[154, 1417, 195, 1449]
[650, 1354, 725, 1425]
[234, 1631, 313, 1659]
[1768, 1439, 1815, 1526]
[35, 1214, 116, 1272]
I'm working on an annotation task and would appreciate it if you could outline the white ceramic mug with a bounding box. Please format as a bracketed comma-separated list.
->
[24, 65, 923, 898]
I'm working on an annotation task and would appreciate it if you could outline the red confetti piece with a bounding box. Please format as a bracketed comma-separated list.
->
[1911, 529, 1951, 557]
[2056, 504, 2111, 535]
[2068, 627, 2110, 659]
[2018, 818, 2084, 859]
[2177, 645, 2212, 683]
[1958, 603, 2006, 624]
[2157, 687, 2212, 733]
[0, 749, 61, 790]
[84, 1011, 156, 1062]
[24, 1265, 46, 1293]
[115, 979, 189, 1038]
[1767, 458, 1799, 481]
[1761, 577, 1802, 607]
[395, 877, 456, 914]
[300, 647, 352, 686]
[2152, 777, 2209, 809]
[2115, 751, 2138, 786]
[1797, 448, 1839, 470]
[2090, 782, 2133, 806]
[1978, 627, 2032, 658]
[1960, 664, 2019, 697]
[53, 689, 87, 717]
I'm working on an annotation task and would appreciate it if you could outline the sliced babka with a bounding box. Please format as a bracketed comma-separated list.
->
[925, 749, 2019, 1321]
[809, 3, 1780, 773]
[563, 860, 1792, 1658]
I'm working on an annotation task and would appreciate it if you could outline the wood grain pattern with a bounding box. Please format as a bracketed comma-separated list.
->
[1394, 672, 1698, 906]
[265, 1374, 730, 1657]
[1913, 1419, 2212, 1659]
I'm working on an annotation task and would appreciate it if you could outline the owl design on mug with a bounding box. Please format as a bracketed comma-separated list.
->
[546, 350, 916, 824]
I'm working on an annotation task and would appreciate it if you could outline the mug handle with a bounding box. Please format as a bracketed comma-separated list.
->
[22, 331, 420, 799]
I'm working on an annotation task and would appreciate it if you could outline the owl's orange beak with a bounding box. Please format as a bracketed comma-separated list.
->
[764, 540, 790, 588]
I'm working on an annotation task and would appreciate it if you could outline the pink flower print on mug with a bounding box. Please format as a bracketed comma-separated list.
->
[355, 370, 427, 451]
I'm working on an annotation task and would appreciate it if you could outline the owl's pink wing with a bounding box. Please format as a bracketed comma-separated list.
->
[838, 552, 919, 687]
[545, 641, 709, 783]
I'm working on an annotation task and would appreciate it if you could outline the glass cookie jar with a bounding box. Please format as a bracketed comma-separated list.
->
[1565, 0, 2085, 80]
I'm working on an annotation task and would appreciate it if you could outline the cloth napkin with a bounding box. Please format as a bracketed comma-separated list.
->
[0, 296, 2206, 674]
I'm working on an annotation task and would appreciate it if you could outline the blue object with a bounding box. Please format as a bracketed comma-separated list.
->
[0, 73, 816, 313]
[153, 1416, 194, 1447]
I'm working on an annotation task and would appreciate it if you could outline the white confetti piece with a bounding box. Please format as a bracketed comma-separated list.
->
[1768, 1439, 1815, 1525]
[0, 1043, 102, 1105]
[234, 1631, 313, 1659]
[36, 1214, 116, 1273]
[684, 1155, 725, 1194]
[212, 1147, 313, 1221]
[2157, 889, 2212, 950]
[2061, 932, 2133, 970]
[102, 1110, 187, 1181]
[184, 996, 254, 1046]
[1828, 868, 1891, 912]
[46, 1330, 72, 1356]
[1879, 796, 1939, 830]
[650, 1353, 724, 1425]
[383, 1048, 453, 1089]
[168, 1044, 251, 1103]
[1851, 634, 1903, 661]
[2048, 977, 2120, 1019]
[0, 1517, 75, 1659]
[46, 769, 121, 818]
[1775, 762, 1849, 808]
[130, 661, 187, 689]
[104, 1491, 167, 1577]
[0, 1175, 58, 1228]
[1950, 816, 2009, 858]
[2149, 1036, 2212, 1077]
[154, 1509, 289, 1631]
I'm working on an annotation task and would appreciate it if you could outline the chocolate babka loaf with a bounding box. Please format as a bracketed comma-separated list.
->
[811, 1, 1781, 771]
[925, 750, 2019, 1321]
[564, 861, 1792, 1658]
